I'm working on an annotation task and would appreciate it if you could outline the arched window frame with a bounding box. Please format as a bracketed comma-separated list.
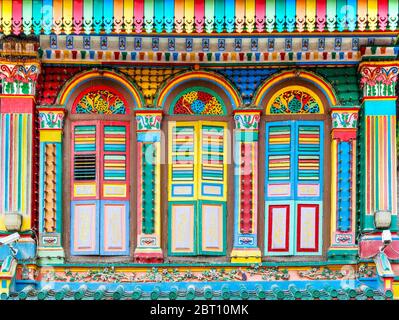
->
[256, 77, 332, 260]
[60, 72, 142, 262]
[158, 77, 238, 261]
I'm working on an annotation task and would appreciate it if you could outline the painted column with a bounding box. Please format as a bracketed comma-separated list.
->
[358, 61, 399, 259]
[36, 107, 66, 264]
[134, 111, 164, 263]
[328, 106, 359, 262]
[0, 59, 40, 261]
[231, 110, 262, 263]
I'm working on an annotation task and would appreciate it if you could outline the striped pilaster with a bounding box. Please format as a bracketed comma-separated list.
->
[134, 111, 164, 263]
[358, 61, 399, 260]
[37, 107, 66, 265]
[328, 106, 359, 261]
[231, 110, 261, 263]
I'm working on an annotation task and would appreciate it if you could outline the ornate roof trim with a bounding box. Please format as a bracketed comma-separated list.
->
[1, 0, 397, 36]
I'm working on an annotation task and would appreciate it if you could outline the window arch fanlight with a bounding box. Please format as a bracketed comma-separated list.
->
[170, 87, 226, 115]
[266, 86, 325, 115]
[72, 86, 130, 115]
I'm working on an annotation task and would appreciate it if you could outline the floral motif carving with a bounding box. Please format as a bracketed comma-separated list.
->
[234, 112, 261, 130]
[0, 63, 39, 94]
[73, 89, 127, 114]
[332, 111, 358, 129]
[38, 110, 65, 129]
[172, 88, 225, 115]
[360, 65, 398, 97]
[42, 265, 291, 283]
[269, 89, 321, 114]
[136, 113, 162, 131]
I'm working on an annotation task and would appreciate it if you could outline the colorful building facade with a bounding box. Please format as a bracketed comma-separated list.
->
[0, 0, 398, 300]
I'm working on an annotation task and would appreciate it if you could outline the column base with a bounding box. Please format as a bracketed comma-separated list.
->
[0, 256, 17, 299]
[359, 234, 399, 260]
[230, 248, 262, 263]
[327, 247, 358, 263]
[134, 247, 164, 263]
[0, 235, 36, 261]
[37, 247, 65, 265]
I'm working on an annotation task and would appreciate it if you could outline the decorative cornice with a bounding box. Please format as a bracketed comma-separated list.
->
[135, 111, 163, 131]
[331, 108, 359, 129]
[234, 110, 261, 130]
[359, 63, 399, 98]
[0, 0, 398, 36]
[37, 107, 66, 130]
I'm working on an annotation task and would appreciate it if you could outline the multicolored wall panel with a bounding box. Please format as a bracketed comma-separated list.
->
[0, 113, 32, 232]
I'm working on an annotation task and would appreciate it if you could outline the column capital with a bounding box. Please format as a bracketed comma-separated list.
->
[233, 109, 262, 130]
[135, 110, 163, 131]
[331, 106, 359, 141]
[358, 61, 399, 98]
[0, 60, 40, 95]
[37, 106, 66, 130]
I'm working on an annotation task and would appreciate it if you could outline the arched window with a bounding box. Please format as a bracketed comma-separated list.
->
[261, 84, 329, 257]
[64, 83, 134, 258]
[165, 86, 231, 257]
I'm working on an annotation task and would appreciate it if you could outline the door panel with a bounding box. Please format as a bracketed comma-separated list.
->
[266, 204, 293, 255]
[199, 202, 226, 255]
[169, 203, 196, 255]
[100, 201, 129, 255]
[168, 121, 227, 256]
[71, 201, 99, 255]
[265, 121, 324, 256]
[296, 203, 321, 254]
[101, 123, 130, 201]
[70, 121, 130, 256]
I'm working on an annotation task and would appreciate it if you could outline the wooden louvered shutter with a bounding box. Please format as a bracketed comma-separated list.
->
[71, 122, 100, 255]
[265, 122, 295, 255]
[99, 122, 130, 255]
[295, 121, 323, 254]
[264, 121, 324, 256]
[71, 121, 130, 256]
[168, 121, 227, 255]
[168, 122, 198, 255]
[198, 122, 227, 254]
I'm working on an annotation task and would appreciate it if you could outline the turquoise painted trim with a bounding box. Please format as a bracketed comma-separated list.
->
[137, 132, 160, 142]
[361, 214, 398, 232]
[198, 201, 227, 256]
[362, 215, 375, 232]
[0, 243, 36, 261]
[363, 99, 396, 116]
[234, 131, 259, 142]
[169, 86, 227, 116]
